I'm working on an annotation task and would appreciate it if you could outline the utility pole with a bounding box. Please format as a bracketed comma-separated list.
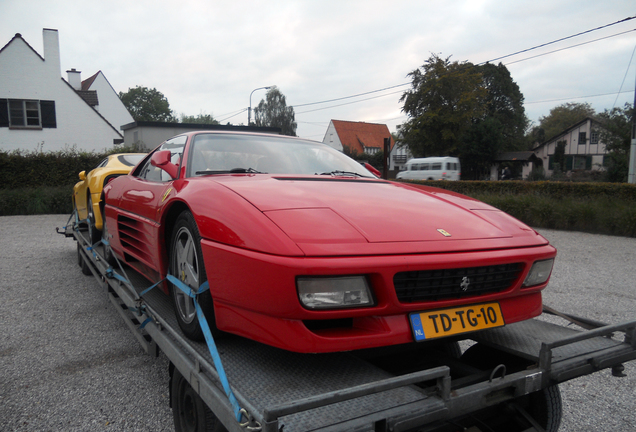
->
[629, 70, 636, 184]
[383, 137, 391, 179]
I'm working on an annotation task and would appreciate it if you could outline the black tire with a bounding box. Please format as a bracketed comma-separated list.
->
[86, 193, 101, 245]
[77, 243, 92, 275]
[170, 211, 217, 341]
[171, 367, 225, 432]
[101, 215, 117, 266]
[441, 340, 461, 359]
[523, 385, 562, 432]
[460, 343, 534, 372]
[461, 343, 562, 431]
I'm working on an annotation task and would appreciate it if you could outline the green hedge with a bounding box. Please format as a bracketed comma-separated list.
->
[398, 180, 636, 201]
[0, 148, 138, 189]
[2, 169, 636, 237]
[399, 180, 636, 237]
[0, 186, 73, 216]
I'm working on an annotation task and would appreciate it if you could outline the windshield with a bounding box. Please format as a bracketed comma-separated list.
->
[117, 154, 146, 167]
[187, 133, 375, 178]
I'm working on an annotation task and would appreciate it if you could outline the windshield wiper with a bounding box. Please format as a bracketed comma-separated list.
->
[196, 167, 263, 175]
[319, 170, 366, 178]
[230, 167, 263, 174]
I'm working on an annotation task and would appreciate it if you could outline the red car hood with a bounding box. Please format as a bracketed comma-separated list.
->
[211, 176, 547, 255]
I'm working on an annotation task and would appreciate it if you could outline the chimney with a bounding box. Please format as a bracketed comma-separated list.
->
[67, 68, 82, 90]
[42, 28, 61, 77]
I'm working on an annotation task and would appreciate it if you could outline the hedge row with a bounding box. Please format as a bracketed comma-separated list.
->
[0, 148, 141, 189]
[2, 177, 636, 237]
[477, 194, 636, 238]
[0, 186, 73, 216]
[400, 180, 636, 202]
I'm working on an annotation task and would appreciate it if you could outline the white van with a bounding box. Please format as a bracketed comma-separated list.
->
[396, 157, 461, 181]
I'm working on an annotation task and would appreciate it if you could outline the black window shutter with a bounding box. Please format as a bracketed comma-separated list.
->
[0, 99, 8, 127]
[40, 100, 57, 128]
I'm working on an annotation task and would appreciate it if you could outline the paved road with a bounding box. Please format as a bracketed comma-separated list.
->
[0, 215, 635, 431]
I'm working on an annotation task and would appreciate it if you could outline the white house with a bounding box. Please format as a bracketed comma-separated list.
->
[0, 29, 130, 152]
[75, 70, 134, 135]
[532, 117, 608, 176]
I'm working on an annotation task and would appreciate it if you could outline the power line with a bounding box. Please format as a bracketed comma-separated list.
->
[292, 18, 636, 117]
[504, 29, 636, 66]
[296, 89, 404, 114]
[217, 108, 247, 123]
[291, 83, 409, 108]
[526, 89, 635, 105]
[480, 15, 636, 65]
[221, 16, 636, 123]
[613, 43, 636, 108]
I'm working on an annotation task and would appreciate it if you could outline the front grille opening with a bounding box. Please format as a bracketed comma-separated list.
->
[304, 318, 354, 332]
[394, 263, 523, 303]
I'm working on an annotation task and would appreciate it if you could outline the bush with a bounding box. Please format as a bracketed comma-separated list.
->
[0, 145, 143, 190]
[399, 179, 636, 237]
[0, 186, 73, 216]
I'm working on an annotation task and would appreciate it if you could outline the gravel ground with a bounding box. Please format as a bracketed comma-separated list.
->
[0, 215, 635, 431]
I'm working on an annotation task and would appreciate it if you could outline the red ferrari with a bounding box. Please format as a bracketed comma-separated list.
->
[103, 131, 556, 353]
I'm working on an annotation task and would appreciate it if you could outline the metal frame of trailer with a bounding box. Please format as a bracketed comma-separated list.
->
[63, 219, 636, 432]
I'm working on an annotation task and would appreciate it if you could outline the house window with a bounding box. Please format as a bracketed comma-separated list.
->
[591, 132, 599, 144]
[393, 155, 407, 164]
[0, 99, 57, 129]
[10, 100, 40, 126]
[578, 132, 587, 145]
[566, 155, 592, 170]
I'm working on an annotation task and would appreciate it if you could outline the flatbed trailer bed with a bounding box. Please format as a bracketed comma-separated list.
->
[66, 221, 636, 432]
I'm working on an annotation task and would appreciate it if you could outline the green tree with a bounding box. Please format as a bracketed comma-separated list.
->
[119, 86, 176, 122]
[598, 103, 633, 182]
[459, 117, 504, 179]
[179, 113, 220, 125]
[342, 145, 361, 160]
[459, 63, 528, 179]
[553, 140, 566, 171]
[479, 62, 528, 150]
[531, 102, 596, 143]
[400, 54, 487, 157]
[254, 87, 297, 136]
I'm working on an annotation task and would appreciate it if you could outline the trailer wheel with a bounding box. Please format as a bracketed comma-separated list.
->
[171, 367, 225, 432]
[461, 343, 562, 431]
[170, 211, 218, 341]
[77, 243, 92, 275]
[521, 385, 562, 432]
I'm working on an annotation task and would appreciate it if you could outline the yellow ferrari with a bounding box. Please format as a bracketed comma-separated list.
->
[73, 153, 146, 243]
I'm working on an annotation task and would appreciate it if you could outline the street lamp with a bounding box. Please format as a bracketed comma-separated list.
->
[248, 86, 272, 126]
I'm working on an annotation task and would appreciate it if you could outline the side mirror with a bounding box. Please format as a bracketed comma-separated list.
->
[79, 171, 86, 181]
[151, 150, 179, 179]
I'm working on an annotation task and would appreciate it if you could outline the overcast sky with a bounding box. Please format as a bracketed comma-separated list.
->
[2, 0, 635, 140]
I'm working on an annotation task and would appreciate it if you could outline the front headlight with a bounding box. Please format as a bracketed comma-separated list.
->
[297, 276, 373, 310]
[522, 259, 554, 287]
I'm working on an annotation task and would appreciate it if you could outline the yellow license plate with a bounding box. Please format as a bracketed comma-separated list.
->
[409, 302, 505, 341]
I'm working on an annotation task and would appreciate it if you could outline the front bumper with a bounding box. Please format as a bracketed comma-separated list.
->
[201, 239, 555, 353]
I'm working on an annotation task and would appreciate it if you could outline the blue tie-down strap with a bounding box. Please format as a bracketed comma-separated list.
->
[105, 266, 132, 286]
[166, 274, 244, 423]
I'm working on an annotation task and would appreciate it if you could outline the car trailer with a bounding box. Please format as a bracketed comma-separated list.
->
[62, 218, 636, 432]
